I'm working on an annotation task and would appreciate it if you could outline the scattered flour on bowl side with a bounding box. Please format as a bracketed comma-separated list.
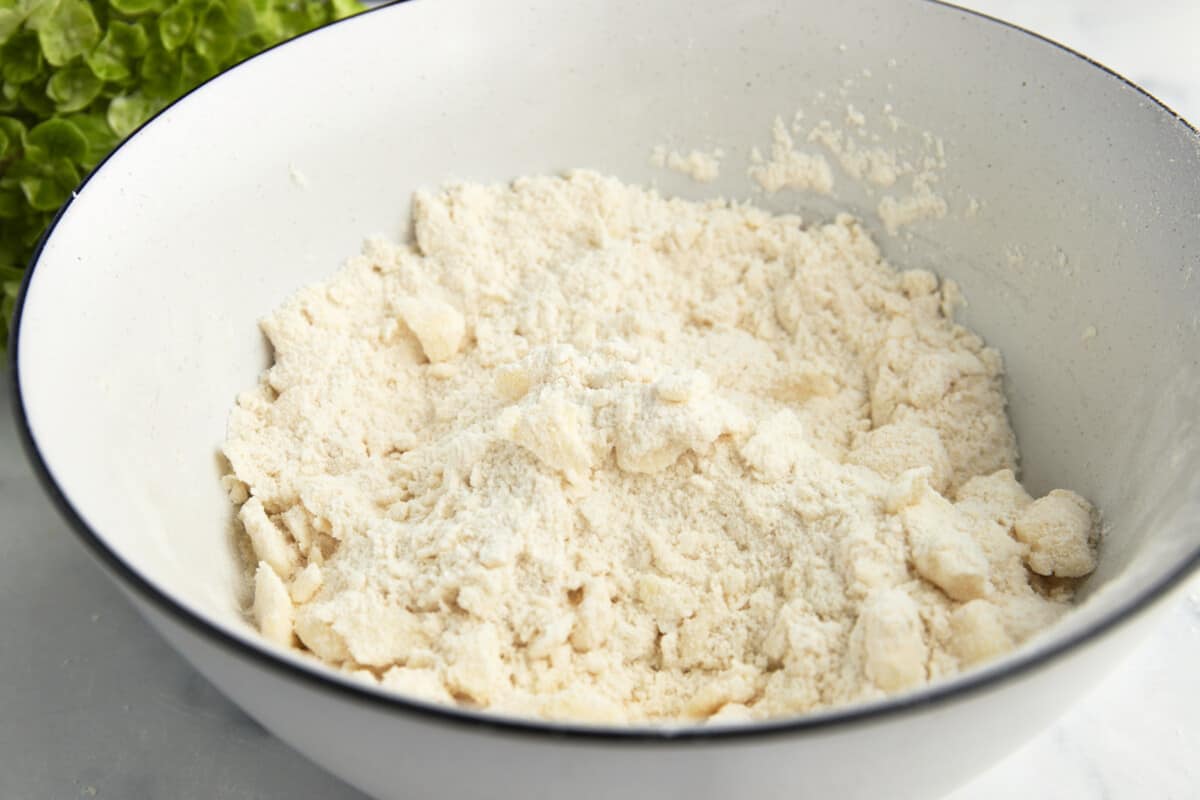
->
[222, 170, 1098, 724]
[650, 145, 724, 183]
[749, 109, 950, 235]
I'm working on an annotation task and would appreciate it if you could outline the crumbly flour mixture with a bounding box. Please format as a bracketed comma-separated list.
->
[223, 170, 1098, 724]
[650, 145, 723, 183]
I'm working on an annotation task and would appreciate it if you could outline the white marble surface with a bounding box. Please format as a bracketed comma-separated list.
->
[961, 0, 1200, 124]
[3, 3, 1199, 798]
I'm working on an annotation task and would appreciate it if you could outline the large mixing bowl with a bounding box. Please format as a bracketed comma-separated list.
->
[11, 1, 1200, 797]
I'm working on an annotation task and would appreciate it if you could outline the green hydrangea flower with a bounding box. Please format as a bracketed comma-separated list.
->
[0, 0, 364, 350]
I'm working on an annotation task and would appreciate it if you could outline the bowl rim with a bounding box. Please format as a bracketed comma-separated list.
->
[9, 0, 1200, 744]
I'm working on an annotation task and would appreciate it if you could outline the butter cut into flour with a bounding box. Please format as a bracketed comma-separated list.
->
[222, 170, 1097, 723]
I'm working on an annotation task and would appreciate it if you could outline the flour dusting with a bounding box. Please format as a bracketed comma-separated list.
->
[651, 145, 723, 183]
[749, 117, 835, 194]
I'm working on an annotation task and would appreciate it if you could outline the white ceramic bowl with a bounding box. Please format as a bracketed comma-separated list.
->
[11, 1, 1200, 798]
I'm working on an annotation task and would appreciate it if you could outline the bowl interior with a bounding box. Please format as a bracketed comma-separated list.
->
[14, 0, 1200, 713]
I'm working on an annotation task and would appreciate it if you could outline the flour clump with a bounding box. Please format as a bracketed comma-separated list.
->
[222, 171, 1098, 723]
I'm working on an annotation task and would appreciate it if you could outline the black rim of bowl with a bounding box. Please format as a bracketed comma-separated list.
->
[8, 0, 1200, 744]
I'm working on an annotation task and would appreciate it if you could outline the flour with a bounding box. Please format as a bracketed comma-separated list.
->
[878, 172, 950, 235]
[651, 145, 723, 183]
[223, 171, 1098, 724]
[749, 97, 954, 236]
[749, 117, 834, 194]
[808, 119, 901, 188]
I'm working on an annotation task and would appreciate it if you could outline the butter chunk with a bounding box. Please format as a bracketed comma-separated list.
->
[398, 297, 465, 363]
[894, 470, 992, 602]
[856, 588, 928, 692]
[1013, 490, 1097, 577]
[254, 561, 295, 647]
[289, 562, 324, 604]
[240, 496, 298, 580]
[498, 389, 595, 485]
[950, 600, 1013, 667]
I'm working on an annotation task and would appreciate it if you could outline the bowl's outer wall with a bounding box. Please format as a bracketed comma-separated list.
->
[13, 0, 1200, 797]
[136, 590, 1160, 800]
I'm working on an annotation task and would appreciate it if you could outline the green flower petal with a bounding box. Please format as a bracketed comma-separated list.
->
[26, 117, 88, 162]
[46, 61, 103, 111]
[0, 265, 24, 288]
[19, 157, 80, 210]
[17, 78, 55, 117]
[180, 48, 216, 86]
[0, 115, 24, 163]
[36, 0, 101, 67]
[24, 0, 65, 31]
[0, 185, 22, 218]
[109, 0, 165, 15]
[157, 2, 193, 51]
[106, 90, 159, 137]
[85, 19, 151, 82]
[331, 0, 360, 20]
[226, 0, 258, 38]
[0, 8, 29, 47]
[138, 46, 180, 100]
[1, 31, 44, 85]
[62, 111, 117, 166]
[276, 2, 327, 41]
[193, 3, 237, 64]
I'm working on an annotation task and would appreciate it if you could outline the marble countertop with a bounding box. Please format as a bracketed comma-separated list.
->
[3, 3, 1199, 798]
